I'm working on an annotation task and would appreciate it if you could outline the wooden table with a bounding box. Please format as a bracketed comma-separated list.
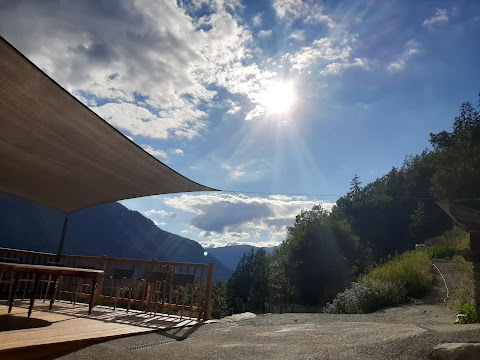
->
[0, 262, 104, 317]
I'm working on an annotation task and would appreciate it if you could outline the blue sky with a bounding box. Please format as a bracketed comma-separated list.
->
[1, 0, 479, 248]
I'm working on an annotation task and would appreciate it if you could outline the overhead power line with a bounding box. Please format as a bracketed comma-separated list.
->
[220, 189, 437, 201]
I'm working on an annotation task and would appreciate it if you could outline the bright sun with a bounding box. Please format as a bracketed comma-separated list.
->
[261, 81, 296, 114]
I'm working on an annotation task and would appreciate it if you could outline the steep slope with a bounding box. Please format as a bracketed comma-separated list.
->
[207, 245, 277, 271]
[0, 193, 231, 280]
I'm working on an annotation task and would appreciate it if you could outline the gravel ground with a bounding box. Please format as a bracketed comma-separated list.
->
[57, 303, 480, 360]
[57, 261, 480, 359]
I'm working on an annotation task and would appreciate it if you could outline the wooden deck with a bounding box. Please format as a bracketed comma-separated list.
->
[0, 301, 201, 360]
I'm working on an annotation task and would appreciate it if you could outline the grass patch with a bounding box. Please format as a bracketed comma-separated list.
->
[426, 227, 469, 249]
[426, 245, 457, 259]
[362, 251, 433, 298]
[449, 255, 475, 323]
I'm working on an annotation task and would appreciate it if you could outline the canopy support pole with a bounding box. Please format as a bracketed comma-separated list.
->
[56, 215, 69, 261]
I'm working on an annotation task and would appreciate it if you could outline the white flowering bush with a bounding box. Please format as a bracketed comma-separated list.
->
[323, 279, 406, 314]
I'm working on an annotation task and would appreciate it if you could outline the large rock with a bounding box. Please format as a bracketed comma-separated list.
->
[430, 343, 480, 360]
[221, 312, 257, 322]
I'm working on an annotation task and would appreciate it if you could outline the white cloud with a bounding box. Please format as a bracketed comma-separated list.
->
[423, 9, 449, 28]
[0, 0, 283, 137]
[258, 30, 273, 38]
[153, 220, 167, 228]
[321, 57, 369, 75]
[144, 209, 177, 218]
[273, 0, 335, 28]
[0, 1, 368, 139]
[289, 30, 306, 42]
[273, 0, 303, 19]
[221, 160, 267, 182]
[226, 100, 242, 114]
[171, 149, 184, 155]
[163, 193, 334, 246]
[387, 39, 422, 72]
[285, 37, 368, 75]
[202, 239, 279, 248]
[252, 12, 262, 27]
[140, 144, 168, 159]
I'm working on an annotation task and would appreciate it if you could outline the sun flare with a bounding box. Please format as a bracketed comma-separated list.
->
[261, 81, 296, 114]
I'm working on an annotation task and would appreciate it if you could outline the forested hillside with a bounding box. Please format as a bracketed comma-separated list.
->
[206, 245, 277, 271]
[220, 94, 480, 314]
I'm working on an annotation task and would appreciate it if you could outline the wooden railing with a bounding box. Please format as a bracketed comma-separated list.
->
[0, 247, 214, 320]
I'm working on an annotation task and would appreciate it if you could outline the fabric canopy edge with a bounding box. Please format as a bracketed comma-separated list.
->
[0, 35, 220, 215]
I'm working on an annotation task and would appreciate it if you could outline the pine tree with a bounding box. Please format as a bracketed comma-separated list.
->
[349, 174, 362, 195]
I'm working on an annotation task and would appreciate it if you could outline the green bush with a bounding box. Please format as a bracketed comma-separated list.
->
[323, 279, 406, 314]
[457, 301, 477, 324]
[426, 245, 457, 259]
[426, 227, 469, 249]
[450, 255, 474, 314]
[427, 245, 457, 259]
[361, 251, 433, 298]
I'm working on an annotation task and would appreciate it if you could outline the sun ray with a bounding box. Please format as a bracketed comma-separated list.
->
[260, 81, 296, 114]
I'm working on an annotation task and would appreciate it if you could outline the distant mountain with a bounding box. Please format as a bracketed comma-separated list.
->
[206, 245, 277, 271]
[0, 192, 232, 281]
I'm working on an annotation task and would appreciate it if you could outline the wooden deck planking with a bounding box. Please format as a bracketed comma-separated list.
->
[0, 301, 199, 354]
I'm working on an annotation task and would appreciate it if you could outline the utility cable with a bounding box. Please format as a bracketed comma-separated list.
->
[220, 189, 437, 201]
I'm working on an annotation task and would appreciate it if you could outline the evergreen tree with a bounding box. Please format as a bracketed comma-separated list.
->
[349, 174, 362, 196]
[430, 97, 480, 200]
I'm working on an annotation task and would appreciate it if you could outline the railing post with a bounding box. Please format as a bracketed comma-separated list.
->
[203, 262, 214, 321]
[95, 255, 107, 304]
[145, 259, 156, 310]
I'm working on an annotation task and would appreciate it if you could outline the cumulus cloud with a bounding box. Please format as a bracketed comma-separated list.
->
[153, 220, 167, 228]
[258, 29, 273, 38]
[0, 0, 282, 138]
[171, 149, 184, 155]
[285, 37, 368, 75]
[0, 1, 369, 129]
[202, 239, 279, 249]
[192, 201, 273, 232]
[387, 39, 422, 72]
[141, 144, 168, 159]
[423, 9, 449, 28]
[221, 160, 268, 182]
[273, 0, 335, 28]
[252, 12, 262, 27]
[226, 100, 242, 114]
[289, 30, 306, 42]
[163, 193, 334, 246]
[144, 209, 177, 218]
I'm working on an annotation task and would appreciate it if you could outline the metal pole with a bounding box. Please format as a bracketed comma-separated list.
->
[56, 215, 69, 261]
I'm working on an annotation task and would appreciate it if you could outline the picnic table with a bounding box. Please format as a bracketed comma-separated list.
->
[0, 262, 104, 317]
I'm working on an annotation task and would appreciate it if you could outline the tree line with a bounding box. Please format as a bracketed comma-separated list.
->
[212, 94, 480, 316]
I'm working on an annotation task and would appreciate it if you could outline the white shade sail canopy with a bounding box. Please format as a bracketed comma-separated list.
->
[0, 37, 216, 214]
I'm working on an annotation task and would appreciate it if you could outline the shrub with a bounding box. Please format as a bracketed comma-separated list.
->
[450, 255, 474, 313]
[426, 245, 457, 259]
[425, 227, 469, 249]
[323, 280, 406, 314]
[362, 251, 433, 298]
[456, 301, 477, 324]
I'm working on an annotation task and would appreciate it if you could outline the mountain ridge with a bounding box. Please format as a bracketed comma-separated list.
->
[206, 244, 277, 271]
[0, 192, 231, 281]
